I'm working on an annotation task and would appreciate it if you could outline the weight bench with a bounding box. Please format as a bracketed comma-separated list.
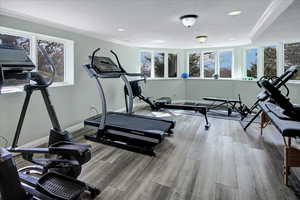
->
[259, 101, 300, 185]
[203, 96, 243, 116]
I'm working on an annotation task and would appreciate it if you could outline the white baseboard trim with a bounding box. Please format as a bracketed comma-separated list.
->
[65, 122, 84, 133]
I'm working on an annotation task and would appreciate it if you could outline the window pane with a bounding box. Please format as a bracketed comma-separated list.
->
[284, 43, 300, 80]
[264, 46, 277, 77]
[168, 53, 177, 78]
[189, 53, 201, 77]
[219, 51, 232, 78]
[140, 52, 152, 77]
[203, 52, 216, 78]
[246, 48, 257, 78]
[0, 33, 30, 55]
[154, 52, 164, 78]
[37, 40, 64, 82]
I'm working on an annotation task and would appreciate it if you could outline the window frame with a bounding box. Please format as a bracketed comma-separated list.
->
[139, 50, 179, 79]
[243, 46, 260, 79]
[187, 49, 234, 79]
[202, 50, 217, 79]
[218, 49, 234, 79]
[167, 53, 179, 78]
[0, 26, 74, 91]
[262, 45, 279, 77]
[187, 51, 202, 79]
[282, 41, 300, 82]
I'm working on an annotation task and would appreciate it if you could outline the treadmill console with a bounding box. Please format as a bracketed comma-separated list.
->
[0, 46, 35, 87]
[89, 56, 124, 74]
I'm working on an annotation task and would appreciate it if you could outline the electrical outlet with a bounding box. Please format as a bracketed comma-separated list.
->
[89, 105, 98, 116]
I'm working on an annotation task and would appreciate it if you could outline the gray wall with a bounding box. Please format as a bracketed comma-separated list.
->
[1, 11, 300, 145]
[0, 15, 142, 145]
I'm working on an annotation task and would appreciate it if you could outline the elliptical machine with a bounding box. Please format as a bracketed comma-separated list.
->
[0, 147, 100, 200]
[0, 45, 100, 199]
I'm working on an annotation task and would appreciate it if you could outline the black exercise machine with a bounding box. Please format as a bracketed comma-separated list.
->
[202, 95, 247, 117]
[124, 79, 210, 129]
[0, 46, 92, 178]
[0, 46, 100, 199]
[83, 48, 175, 156]
[258, 78, 300, 185]
[241, 66, 298, 130]
[0, 148, 100, 200]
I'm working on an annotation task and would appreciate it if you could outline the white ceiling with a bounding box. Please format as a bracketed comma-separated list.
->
[0, 0, 293, 48]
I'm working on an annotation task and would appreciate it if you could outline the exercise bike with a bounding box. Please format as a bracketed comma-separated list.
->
[0, 46, 92, 178]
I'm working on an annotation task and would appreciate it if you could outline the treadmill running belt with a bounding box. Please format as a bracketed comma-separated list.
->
[85, 112, 172, 133]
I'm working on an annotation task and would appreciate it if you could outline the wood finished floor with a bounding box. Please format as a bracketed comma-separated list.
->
[17, 111, 300, 199]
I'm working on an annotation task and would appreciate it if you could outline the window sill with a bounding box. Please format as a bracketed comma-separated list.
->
[0, 82, 73, 95]
[147, 78, 182, 81]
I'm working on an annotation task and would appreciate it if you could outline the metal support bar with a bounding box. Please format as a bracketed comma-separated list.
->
[12, 89, 32, 148]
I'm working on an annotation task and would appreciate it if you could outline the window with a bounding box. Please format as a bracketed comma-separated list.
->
[189, 53, 201, 77]
[245, 48, 258, 78]
[37, 40, 65, 82]
[0, 33, 30, 55]
[284, 42, 300, 80]
[219, 51, 233, 78]
[168, 53, 177, 78]
[140, 52, 152, 77]
[263, 46, 277, 77]
[154, 52, 164, 78]
[203, 51, 216, 78]
[0, 26, 74, 92]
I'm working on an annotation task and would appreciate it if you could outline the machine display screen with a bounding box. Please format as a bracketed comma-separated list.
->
[0, 47, 33, 66]
[89, 56, 123, 74]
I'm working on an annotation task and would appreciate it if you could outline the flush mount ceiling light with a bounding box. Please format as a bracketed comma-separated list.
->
[151, 40, 166, 44]
[195, 35, 208, 43]
[117, 28, 125, 32]
[180, 14, 198, 28]
[228, 10, 242, 16]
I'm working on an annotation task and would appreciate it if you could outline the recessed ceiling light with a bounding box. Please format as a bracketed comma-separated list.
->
[180, 14, 198, 28]
[117, 28, 125, 32]
[228, 10, 242, 16]
[195, 35, 208, 43]
[152, 40, 165, 44]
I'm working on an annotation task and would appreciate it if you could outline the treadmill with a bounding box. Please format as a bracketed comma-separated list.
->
[83, 48, 175, 156]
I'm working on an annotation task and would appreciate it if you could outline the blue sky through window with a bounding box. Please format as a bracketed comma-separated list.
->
[219, 51, 232, 69]
[246, 48, 257, 70]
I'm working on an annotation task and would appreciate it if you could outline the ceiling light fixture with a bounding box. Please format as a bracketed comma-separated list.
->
[117, 28, 125, 32]
[196, 35, 208, 43]
[228, 10, 242, 16]
[151, 40, 166, 44]
[180, 14, 198, 28]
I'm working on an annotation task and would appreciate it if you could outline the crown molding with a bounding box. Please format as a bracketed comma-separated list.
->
[249, 0, 294, 41]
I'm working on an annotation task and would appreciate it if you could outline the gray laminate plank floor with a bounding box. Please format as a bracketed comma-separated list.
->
[16, 110, 300, 200]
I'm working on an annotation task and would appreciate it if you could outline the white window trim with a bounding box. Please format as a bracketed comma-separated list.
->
[187, 51, 202, 78]
[243, 46, 259, 79]
[202, 50, 217, 79]
[261, 45, 279, 77]
[139, 50, 179, 79]
[242, 42, 300, 83]
[167, 53, 179, 78]
[218, 49, 234, 79]
[0, 26, 74, 93]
